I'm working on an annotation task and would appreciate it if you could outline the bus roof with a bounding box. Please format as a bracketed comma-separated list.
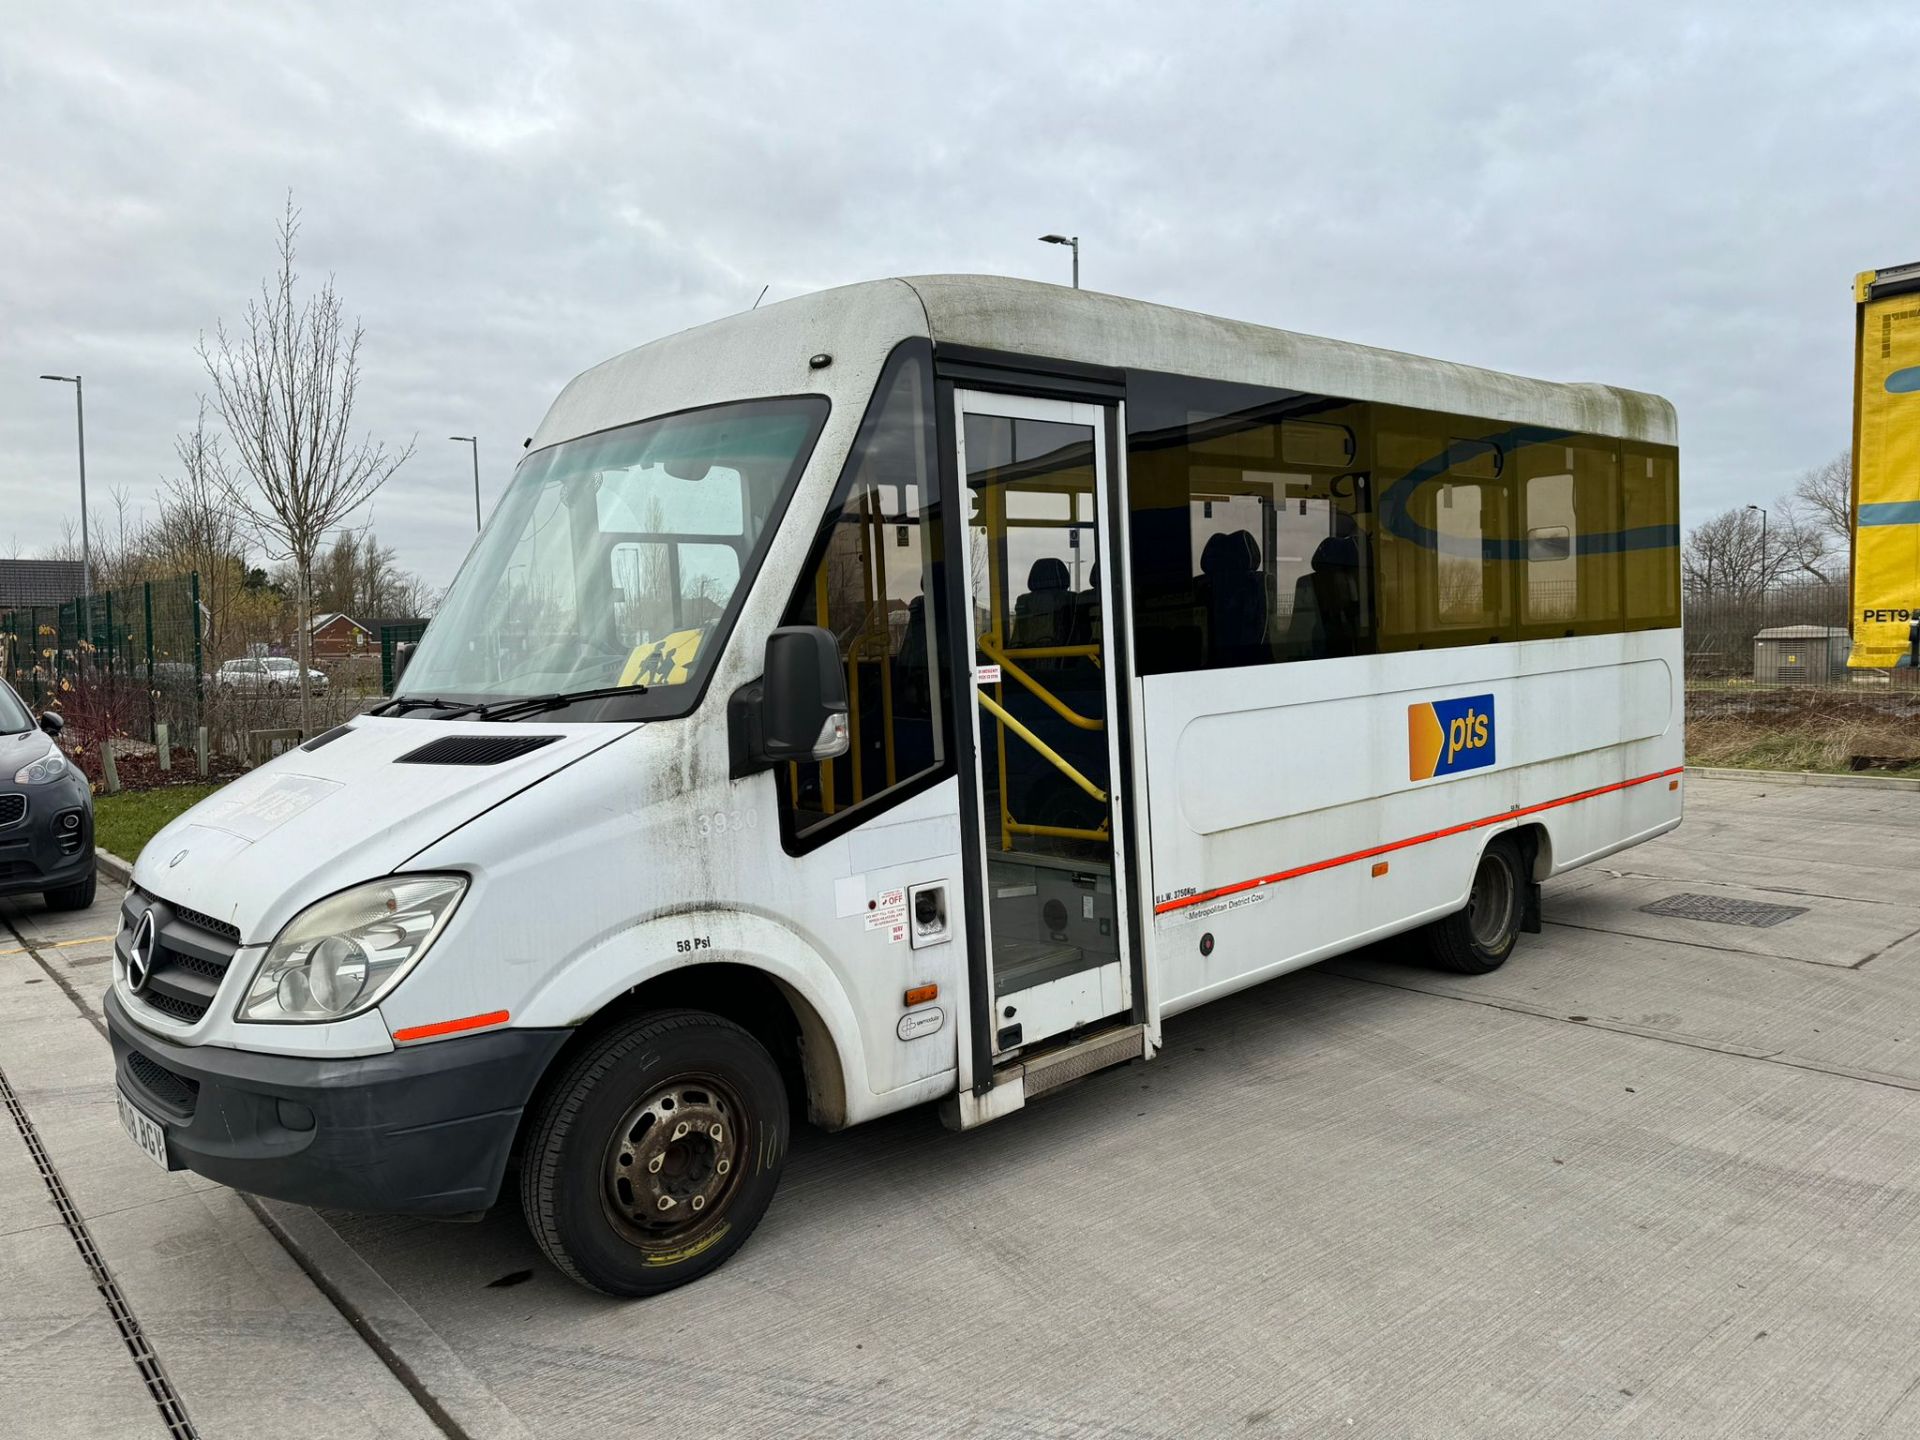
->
[534, 275, 1675, 452]
[901, 274, 1676, 446]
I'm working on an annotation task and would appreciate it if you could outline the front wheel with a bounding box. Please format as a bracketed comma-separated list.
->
[519, 1010, 789, 1297]
[1423, 835, 1525, 974]
[44, 872, 96, 911]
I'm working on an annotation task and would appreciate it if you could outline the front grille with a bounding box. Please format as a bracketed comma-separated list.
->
[167, 950, 228, 981]
[127, 1051, 199, 1116]
[121, 887, 242, 1026]
[0, 794, 24, 828]
[172, 904, 241, 944]
[0, 860, 32, 881]
[138, 990, 207, 1023]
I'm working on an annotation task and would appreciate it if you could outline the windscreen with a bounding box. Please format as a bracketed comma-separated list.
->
[398, 396, 828, 716]
[0, 683, 31, 733]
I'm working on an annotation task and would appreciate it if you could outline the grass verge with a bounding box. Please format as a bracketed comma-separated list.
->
[1686, 691, 1920, 776]
[93, 784, 223, 864]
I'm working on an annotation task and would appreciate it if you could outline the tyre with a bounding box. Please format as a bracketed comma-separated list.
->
[519, 1009, 789, 1297]
[44, 871, 97, 912]
[1423, 835, 1525, 974]
[267, 681, 283, 697]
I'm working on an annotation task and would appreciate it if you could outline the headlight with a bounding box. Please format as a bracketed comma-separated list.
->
[238, 875, 466, 1023]
[14, 750, 69, 785]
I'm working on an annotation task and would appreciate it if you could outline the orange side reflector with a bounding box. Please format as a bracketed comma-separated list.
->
[393, 1009, 510, 1043]
[904, 984, 938, 1007]
[1371, 862, 1389, 877]
[1669, 779, 1680, 791]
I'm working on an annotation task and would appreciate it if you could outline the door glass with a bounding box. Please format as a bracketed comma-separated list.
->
[962, 412, 1122, 1016]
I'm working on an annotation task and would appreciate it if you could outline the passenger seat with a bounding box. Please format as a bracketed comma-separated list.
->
[1197, 530, 1269, 666]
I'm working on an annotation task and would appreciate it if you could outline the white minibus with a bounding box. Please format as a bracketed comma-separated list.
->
[106, 277, 1683, 1295]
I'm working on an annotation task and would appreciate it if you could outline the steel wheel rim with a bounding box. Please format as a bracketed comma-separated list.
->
[1467, 853, 1515, 949]
[601, 1073, 746, 1247]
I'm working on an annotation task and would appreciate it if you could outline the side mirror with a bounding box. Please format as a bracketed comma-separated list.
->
[393, 641, 417, 687]
[1526, 526, 1571, 563]
[729, 626, 850, 779]
[38, 712, 64, 737]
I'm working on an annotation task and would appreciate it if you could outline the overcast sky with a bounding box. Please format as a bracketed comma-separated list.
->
[3, 1, 1916, 593]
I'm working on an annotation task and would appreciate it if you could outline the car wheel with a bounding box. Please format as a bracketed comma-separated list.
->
[267, 681, 283, 696]
[44, 872, 96, 912]
[1423, 835, 1525, 975]
[520, 1009, 789, 1297]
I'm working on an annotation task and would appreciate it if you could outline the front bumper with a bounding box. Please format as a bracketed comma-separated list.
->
[0, 774, 93, 898]
[106, 988, 569, 1216]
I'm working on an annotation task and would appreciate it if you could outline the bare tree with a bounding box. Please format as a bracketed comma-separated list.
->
[152, 399, 252, 650]
[199, 196, 414, 732]
[1683, 507, 1769, 599]
[1792, 449, 1852, 550]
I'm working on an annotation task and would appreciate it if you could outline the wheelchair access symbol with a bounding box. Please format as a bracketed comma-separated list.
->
[1408, 693, 1495, 781]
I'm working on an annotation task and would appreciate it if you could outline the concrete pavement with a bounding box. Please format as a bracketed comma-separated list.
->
[0, 880, 445, 1440]
[6, 774, 1920, 1436]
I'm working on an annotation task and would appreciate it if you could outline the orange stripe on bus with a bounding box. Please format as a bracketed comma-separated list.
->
[392, 1009, 511, 1043]
[1154, 766, 1684, 916]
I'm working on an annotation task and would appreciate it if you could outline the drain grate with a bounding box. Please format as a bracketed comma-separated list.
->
[1638, 892, 1809, 929]
[0, 1059, 198, 1438]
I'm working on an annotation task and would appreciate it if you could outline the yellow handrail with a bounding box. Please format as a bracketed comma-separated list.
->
[999, 643, 1100, 660]
[975, 690, 1107, 803]
[1008, 818, 1110, 842]
[976, 635, 1103, 732]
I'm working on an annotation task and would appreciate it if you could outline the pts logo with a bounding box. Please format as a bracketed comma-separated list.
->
[1408, 694, 1497, 781]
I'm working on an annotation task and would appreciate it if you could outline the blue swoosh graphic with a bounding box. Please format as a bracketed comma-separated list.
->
[1886, 366, 1920, 395]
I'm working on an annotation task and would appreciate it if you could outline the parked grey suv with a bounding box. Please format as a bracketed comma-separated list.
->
[0, 680, 94, 911]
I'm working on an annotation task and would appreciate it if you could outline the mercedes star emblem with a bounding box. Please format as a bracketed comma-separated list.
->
[127, 911, 157, 995]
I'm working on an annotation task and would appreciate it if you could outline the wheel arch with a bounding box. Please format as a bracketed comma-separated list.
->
[1494, 820, 1552, 880]
[515, 959, 856, 1182]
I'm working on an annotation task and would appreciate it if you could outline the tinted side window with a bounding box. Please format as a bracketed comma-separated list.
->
[777, 342, 946, 848]
[1621, 443, 1682, 630]
[1126, 371, 1376, 674]
[1514, 434, 1624, 637]
[1374, 411, 1520, 650]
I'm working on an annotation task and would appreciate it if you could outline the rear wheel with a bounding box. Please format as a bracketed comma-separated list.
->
[44, 872, 96, 912]
[519, 1010, 788, 1297]
[1423, 835, 1525, 974]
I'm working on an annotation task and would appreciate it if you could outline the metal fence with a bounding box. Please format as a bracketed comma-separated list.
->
[0, 574, 205, 741]
[380, 619, 429, 693]
[1682, 579, 1913, 690]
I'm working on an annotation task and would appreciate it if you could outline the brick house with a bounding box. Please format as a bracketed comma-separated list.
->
[309, 612, 374, 659]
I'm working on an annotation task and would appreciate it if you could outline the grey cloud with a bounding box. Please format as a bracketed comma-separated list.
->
[3, 1, 1917, 589]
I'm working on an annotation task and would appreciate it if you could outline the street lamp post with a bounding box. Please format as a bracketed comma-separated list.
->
[1039, 234, 1079, 289]
[1747, 503, 1768, 597]
[39, 374, 89, 600]
[450, 435, 481, 532]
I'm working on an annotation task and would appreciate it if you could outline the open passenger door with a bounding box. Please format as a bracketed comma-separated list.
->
[949, 390, 1139, 1088]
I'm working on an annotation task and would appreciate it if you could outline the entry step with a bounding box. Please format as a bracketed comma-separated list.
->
[941, 1022, 1151, 1130]
[1019, 1022, 1151, 1100]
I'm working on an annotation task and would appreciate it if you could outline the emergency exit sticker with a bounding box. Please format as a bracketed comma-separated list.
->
[866, 888, 908, 943]
[974, 664, 1001, 685]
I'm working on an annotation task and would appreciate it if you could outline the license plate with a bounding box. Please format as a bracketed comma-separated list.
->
[116, 1087, 172, 1170]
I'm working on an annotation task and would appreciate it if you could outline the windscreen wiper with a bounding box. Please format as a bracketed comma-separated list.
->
[367, 695, 486, 718]
[473, 683, 649, 723]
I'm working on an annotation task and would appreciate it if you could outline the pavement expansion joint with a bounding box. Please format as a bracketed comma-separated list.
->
[0, 1054, 199, 1439]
